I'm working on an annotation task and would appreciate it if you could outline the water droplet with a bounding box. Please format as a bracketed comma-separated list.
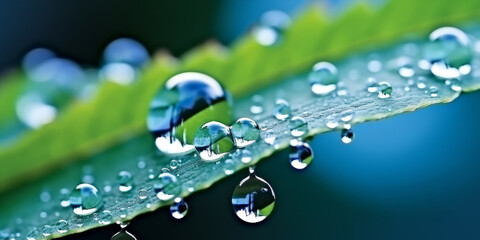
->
[110, 230, 137, 240]
[273, 99, 290, 120]
[147, 72, 232, 155]
[308, 62, 339, 95]
[250, 95, 264, 114]
[41, 225, 53, 237]
[424, 27, 472, 79]
[99, 62, 137, 85]
[416, 76, 427, 89]
[241, 149, 252, 164]
[148, 169, 156, 180]
[39, 211, 47, 218]
[340, 110, 354, 122]
[69, 183, 103, 216]
[232, 170, 275, 223]
[223, 159, 235, 175]
[263, 130, 276, 145]
[170, 159, 179, 170]
[74, 218, 84, 227]
[153, 173, 180, 201]
[428, 86, 439, 97]
[194, 121, 234, 162]
[170, 197, 188, 219]
[377, 82, 392, 99]
[138, 189, 148, 200]
[99, 210, 113, 225]
[289, 139, 313, 170]
[253, 10, 291, 46]
[40, 191, 51, 203]
[117, 171, 133, 193]
[289, 116, 308, 137]
[231, 118, 260, 148]
[446, 79, 462, 92]
[22, 48, 56, 76]
[103, 38, 149, 68]
[55, 220, 69, 233]
[366, 77, 378, 93]
[341, 128, 354, 144]
[396, 57, 415, 78]
[367, 60, 382, 73]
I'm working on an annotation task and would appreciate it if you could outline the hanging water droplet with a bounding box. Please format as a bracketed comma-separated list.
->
[250, 95, 264, 114]
[273, 99, 290, 120]
[253, 10, 291, 46]
[55, 220, 69, 233]
[231, 118, 260, 148]
[289, 139, 313, 170]
[69, 183, 103, 216]
[377, 82, 392, 99]
[99, 210, 113, 225]
[428, 86, 439, 97]
[289, 116, 308, 137]
[153, 173, 181, 201]
[170, 197, 188, 220]
[223, 159, 235, 175]
[117, 171, 133, 193]
[41, 225, 53, 237]
[308, 61, 339, 95]
[170, 159, 179, 170]
[341, 128, 354, 144]
[147, 72, 232, 155]
[194, 121, 234, 161]
[263, 130, 276, 145]
[110, 230, 137, 240]
[232, 170, 275, 223]
[424, 27, 472, 79]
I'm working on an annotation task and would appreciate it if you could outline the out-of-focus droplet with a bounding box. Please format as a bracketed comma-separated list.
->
[55, 220, 69, 233]
[103, 38, 149, 68]
[341, 128, 354, 144]
[253, 10, 291, 46]
[273, 99, 291, 120]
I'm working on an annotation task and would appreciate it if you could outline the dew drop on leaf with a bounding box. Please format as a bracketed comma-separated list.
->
[69, 183, 103, 216]
[231, 118, 260, 148]
[153, 173, 180, 201]
[308, 61, 339, 95]
[273, 99, 291, 120]
[377, 81, 392, 99]
[194, 121, 234, 161]
[117, 171, 133, 193]
[289, 116, 308, 137]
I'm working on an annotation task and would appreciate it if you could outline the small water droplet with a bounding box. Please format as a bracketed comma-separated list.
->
[253, 10, 291, 46]
[137, 159, 146, 169]
[428, 86, 439, 97]
[289, 116, 308, 137]
[74, 218, 84, 227]
[341, 128, 354, 144]
[39, 211, 47, 218]
[446, 79, 462, 92]
[147, 72, 232, 155]
[117, 171, 133, 193]
[289, 139, 313, 170]
[272, 99, 290, 120]
[309, 62, 339, 95]
[69, 183, 103, 216]
[366, 77, 379, 93]
[170, 197, 188, 220]
[153, 173, 180, 201]
[138, 189, 148, 200]
[194, 121, 234, 162]
[367, 60, 382, 73]
[55, 220, 69, 233]
[110, 230, 137, 240]
[340, 110, 354, 122]
[232, 171, 275, 223]
[424, 27, 472, 79]
[250, 95, 264, 114]
[377, 82, 392, 99]
[231, 118, 260, 148]
[223, 159, 235, 175]
[99, 210, 113, 225]
[148, 169, 156, 180]
[41, 225, 53, 237]
[169, 159, 179, 170]
[263, 130, 276, 145]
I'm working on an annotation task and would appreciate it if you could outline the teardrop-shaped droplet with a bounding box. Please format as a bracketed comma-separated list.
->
[231, 118, 260, 148]
[117, 171, 133, 193]
[288, 116, 308, 137]
[110, 230, 137, 240]
[289, 139, 313, 170]
[232, 170, 275, 223]
[341, 128, 354, 144]
[424, 27, 472, 79]
[194, 121, 234, 161]
[69, 183, 103, 216]
[273, 99, 291, 120]
[170, 197, 188, 219]
[147, 72, 233, 155]
[308, 61, 339, 95]
[153, 173, 180, 201]
[377, 82, 392, 99]
[253, 10, 291, 46]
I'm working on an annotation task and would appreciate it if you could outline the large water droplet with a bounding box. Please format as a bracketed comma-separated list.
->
[289, 116, 308, 137]
[117, 171, 133, 193]
[110, 230, 137, 240]
[253, 10, 291, 46]
[147, 72, 232, 155]
[424, 27, 472, 79]
[273, 99, 291, 120]
[308, 62, 339, 95]
[194, 121, 234, 161]
[341, 128, 354, 144]
[289, 139, 313, 170]
[153, 173, 180, 201]
[232, 170, 275, 223]
[377, 82, 392, 99]
[231, 118, 260, 148]
[69, 183, 103, 216]
[170, 197, 188, 219]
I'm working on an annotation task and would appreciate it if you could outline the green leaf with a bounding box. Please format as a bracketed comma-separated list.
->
[1, 0, 480, 238]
